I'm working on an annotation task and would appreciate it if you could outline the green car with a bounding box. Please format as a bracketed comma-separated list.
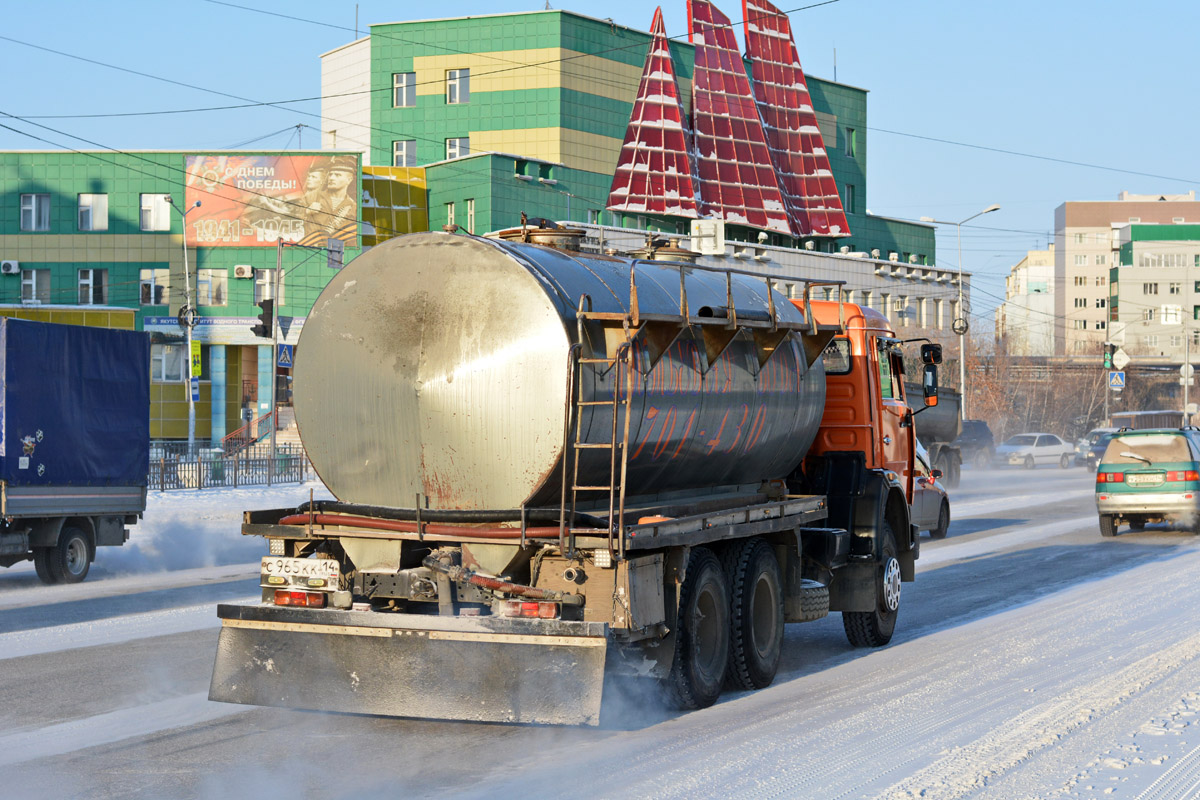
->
[1095, 428, 1200, 537]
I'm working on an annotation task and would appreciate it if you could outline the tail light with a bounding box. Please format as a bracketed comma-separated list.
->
[274, 589, 327, 608]
[499, 599, 560, 619]
[1167, 470, 1200, 481]
[1097, 472, 1124, 483]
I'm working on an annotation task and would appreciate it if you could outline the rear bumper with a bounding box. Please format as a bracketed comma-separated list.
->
[1095, 492, 1199, 518]
[210, 603, 609, 725]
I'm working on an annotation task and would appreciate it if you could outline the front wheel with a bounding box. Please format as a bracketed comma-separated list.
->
[722, 538, 784, 691]
[930, 501, 950, 540]
[1099, 514, 1118, 538]
[50, 526, 92, 584]
[844, 522, 900, 647]
[665, 547, 730, 710]
[1059, 454, 1071, 469]
[1024, 455, 1036, 470]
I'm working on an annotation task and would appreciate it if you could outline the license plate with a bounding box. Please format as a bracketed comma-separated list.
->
[1126, 473, 1164, 487]
[261, 556, 340, 588]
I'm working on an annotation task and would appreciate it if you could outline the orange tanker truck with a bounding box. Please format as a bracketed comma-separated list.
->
[208, 223, 942, 725]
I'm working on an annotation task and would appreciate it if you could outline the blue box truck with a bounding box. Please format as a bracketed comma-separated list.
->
[0, 318, 150, 583]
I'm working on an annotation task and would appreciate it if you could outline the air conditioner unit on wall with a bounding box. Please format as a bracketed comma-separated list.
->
[234, 265, 254, 279]
[0, 260, 19, 275]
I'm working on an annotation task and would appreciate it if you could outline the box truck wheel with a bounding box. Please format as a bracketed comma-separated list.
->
[665, 547, 729, 710]
[50, 526, 92, 584]
[721, 538, 784, 691]
[33, 548, 58, 585]
[843, 522, 899, 648]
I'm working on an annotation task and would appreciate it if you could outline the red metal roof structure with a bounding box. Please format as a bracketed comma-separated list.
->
[687, 0, 794, 236]
[606, 7, 701, 219]
[742, 0, 850, 237]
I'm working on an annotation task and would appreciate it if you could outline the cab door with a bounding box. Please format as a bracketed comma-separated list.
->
[874, 337, 910, 481]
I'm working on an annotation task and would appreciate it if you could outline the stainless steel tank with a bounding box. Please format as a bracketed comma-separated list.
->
[293, 231, 826, 510]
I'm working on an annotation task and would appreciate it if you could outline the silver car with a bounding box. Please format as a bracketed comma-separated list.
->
[913, 444, 951, 538]
[995, 433, 1074, 469]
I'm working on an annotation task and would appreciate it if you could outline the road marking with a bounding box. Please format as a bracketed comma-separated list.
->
[0, 692, 248, 768]
[0, 596, 257, 661]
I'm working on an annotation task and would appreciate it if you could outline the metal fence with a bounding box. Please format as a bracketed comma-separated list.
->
[147, 443, 312, 491]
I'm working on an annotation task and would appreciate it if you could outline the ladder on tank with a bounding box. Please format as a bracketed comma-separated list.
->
[558, 301, 635, 561]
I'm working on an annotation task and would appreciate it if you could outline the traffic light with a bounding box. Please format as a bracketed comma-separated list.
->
[1103, 343, 1115, 369]
[251, 299, 274, 338]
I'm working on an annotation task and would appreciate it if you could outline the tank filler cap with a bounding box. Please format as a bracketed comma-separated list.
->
[486, 212, 586, 251]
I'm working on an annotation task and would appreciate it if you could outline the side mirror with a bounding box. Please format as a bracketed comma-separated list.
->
[931, 468, 943, 479]
[922, 363, 939, 407]
[921, 343, 943, 365]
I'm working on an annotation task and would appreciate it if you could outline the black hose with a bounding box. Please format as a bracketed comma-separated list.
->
[295, 500, 607, 528]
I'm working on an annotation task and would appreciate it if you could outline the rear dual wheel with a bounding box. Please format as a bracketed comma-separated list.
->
[721, 539, 784, 691]
[665, 547, 730, 710]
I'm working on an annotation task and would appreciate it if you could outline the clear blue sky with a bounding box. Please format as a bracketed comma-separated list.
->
[3, 0, 1198, 329]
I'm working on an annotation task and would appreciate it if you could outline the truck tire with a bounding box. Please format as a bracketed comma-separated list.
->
[665, 547, 730, 710]
[947, 458, 961, 488]
[50, 526, 92, 584]
[930, 500, 950, 540]
[721, 538, 784, 691]
[843, 522, 900, 648]
[33, 548, 58, 585]
[1099, 514, 1117, 538]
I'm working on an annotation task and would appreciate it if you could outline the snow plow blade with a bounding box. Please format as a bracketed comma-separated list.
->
[209, 604, 609, 726]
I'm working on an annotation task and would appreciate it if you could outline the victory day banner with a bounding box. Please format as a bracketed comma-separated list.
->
[183, 154, 359, 247]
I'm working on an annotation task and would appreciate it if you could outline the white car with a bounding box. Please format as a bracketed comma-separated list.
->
[995, 432, 1075, 469]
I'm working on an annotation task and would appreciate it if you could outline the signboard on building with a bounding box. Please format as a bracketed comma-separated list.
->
[184, 154, 359, 248]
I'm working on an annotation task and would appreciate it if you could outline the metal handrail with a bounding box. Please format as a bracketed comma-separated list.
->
[222, 407, 280, 454]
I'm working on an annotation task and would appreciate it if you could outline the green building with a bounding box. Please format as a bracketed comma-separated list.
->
[0, 150, 363, 442]
[319, 9, 935, 261]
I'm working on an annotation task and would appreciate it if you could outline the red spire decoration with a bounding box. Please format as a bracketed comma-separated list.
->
[688, 0, 794, 236]
[607, 7, 700, 218]
[743, 0, 850, 236]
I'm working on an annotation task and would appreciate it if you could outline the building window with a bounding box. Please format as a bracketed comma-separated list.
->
[844, 184, 856, 214]
[21, 269, 50, 304]
[1096, 276, 1106, 286]
[445, 137, 469, 160]
[1144, 282, 1159, 295]
[1096, 253, 1106, 266]
[445, 202, 455, 228]
[393, 72, 416, 108]
[1074, 233, 1086, 244]
[78, 268, 107, 305]
[1171, 282, 1182, 295]
[846, 127, 857, 157]
[1095, 320, 1106, 330]
[140, 193, 171, 231]
[1172, 335, 1184, 347]
[140, 268, 169, 305]
[254, 268, 284, 305]
[1095, 298, 1106, 308]
[861, 290, 872, 311]
[20, 194, 50, 231]
[1074, 276, 1087, 286]
[77, 194, 108, 231]
[1195, 255, 1200, 268]
[1143, 335, 1159, 347]
[1144, 308, 1156, 321]
[151, 344, 186, 382]
[392, 139, 417, 168]
[1074, 254, 1087, 266]
[1074, 298, 1087, 308]
[466, 198, 475, 234]
[446, 69, 470, 104]
[1073, 320, 1087, 330]
[196, 268, 227, 306]
[588, 209, 602, 225]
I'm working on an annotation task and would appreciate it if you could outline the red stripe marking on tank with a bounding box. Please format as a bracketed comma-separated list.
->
[631, 406, 660, 461]
[672, 410, 697, 460]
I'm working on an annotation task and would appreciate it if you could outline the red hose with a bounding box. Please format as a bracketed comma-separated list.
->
[277, 513, 562, 539]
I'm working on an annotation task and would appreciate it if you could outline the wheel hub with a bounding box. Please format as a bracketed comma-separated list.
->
[65, 538, 87, 576]
[882, 557, 901, 612]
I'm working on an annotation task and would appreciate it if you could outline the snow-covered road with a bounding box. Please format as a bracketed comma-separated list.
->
[2, 468, 1199, 798]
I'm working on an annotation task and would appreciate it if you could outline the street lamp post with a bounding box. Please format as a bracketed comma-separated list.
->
[920, 204, 1001, 421]
[166, 196, 202, 455]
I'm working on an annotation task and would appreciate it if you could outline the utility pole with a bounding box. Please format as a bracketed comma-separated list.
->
[269, 239, 281, 485]
[166, 196, 201, 455]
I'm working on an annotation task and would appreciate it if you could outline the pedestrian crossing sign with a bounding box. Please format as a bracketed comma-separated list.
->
[1108, 371, 1125, 389]
[277, 344, 294, 369]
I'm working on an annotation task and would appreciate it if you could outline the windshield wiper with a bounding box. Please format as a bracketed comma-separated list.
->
[1120, 451, 1153, 466]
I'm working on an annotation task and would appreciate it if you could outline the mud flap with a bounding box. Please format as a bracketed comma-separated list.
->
[209, 605, 608, 726]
